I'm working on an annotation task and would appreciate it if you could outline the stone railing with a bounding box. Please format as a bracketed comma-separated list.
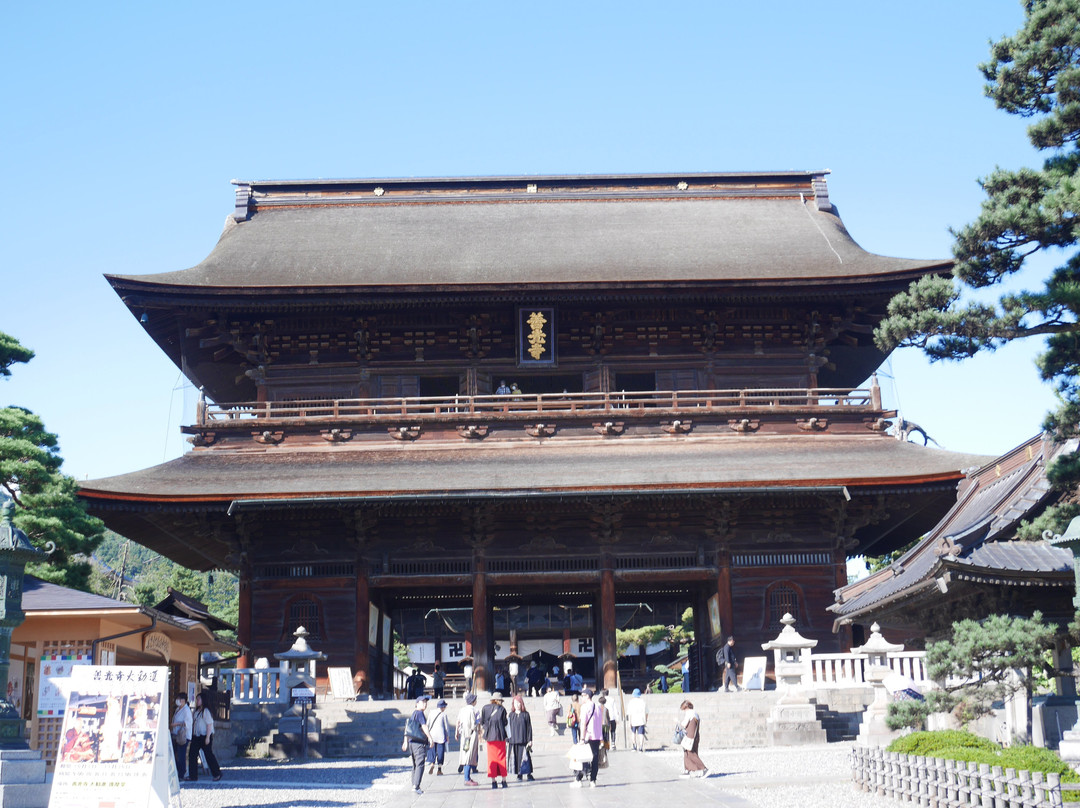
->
[811, 651, 928, 689]
[219, 667, 287, 704]
[851, 746, 1063, 808]
[220, 664, 411, 705]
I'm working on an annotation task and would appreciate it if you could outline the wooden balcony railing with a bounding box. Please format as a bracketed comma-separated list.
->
[197, 387, 879, 426]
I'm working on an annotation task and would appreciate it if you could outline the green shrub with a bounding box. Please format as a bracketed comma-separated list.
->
[888, 730, 998, 756]
[886, 730, 1080, 799]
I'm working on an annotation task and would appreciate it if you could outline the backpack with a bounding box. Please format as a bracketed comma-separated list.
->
[567, 708, 578, 727]
[405, 715, 425, 740]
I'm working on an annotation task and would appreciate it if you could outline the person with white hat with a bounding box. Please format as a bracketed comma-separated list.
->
[455, 693, 480, 786]
[479, 691, 509, 789]
[403, 695, 432, 795]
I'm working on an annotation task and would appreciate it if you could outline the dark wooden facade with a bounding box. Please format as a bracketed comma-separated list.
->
[80, 172, 988, 692]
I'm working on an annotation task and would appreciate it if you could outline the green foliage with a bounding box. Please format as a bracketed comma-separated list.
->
[886, 731, 1080, 792]
[922, 612, 1056, 724]
[0, 332, 33, 378]
[885, 699, 931, 731]
[888, 730, 1000, 756]
[1015, 502, 1080, 541]
[0, 331, 104, 589]
[90, 531, 238, 632]
[652, 662, 683, 693]
[866, 538, 920, 573]
[616, 625, 670, 656]
[874, 0, 1080, 485]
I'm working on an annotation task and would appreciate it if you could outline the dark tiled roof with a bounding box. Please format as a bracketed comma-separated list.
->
[79, 434, 988, 500]
[22, 576, 138, 613]
[832, 436, 1072, 620]
[952, 541, 1072, 575]
[107, 173, 948, 291]
[154, 588, 236, 632]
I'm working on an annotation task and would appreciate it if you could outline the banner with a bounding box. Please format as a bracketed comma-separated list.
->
[49, 665, 176, 808]
[37, 653, 91, 718]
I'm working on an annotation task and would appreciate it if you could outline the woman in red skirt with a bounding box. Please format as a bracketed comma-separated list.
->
[480, 691, 509, 789]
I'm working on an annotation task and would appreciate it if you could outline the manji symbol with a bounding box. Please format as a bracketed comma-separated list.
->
[577, 638, 593, 654]
[446, 642, 465, 659]
[526, 311, 548, 360]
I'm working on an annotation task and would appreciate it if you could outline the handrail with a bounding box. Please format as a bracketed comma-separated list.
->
[197, 387, 876, 426]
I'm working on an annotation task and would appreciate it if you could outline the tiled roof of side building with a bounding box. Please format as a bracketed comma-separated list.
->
[106, 172, 950, 291]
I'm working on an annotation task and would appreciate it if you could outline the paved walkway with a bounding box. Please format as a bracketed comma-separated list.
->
[173, 742, 891, 808]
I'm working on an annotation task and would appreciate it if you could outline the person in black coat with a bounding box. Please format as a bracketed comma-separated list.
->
[718, 636, 741, 692]
[507, 695, 534, 781]
[479, 692, 509, 789]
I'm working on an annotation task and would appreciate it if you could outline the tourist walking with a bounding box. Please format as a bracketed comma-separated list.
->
[432, 663, 446, 699]
[626, 688, 648, 752]
[405, 668, 426, 700]
[570, 689, 604, 788]
[601, 689, 620, 750]
[508, 695, 534, 781]
[187, 692, 221, 782]
[403, 695, 433, 794]
[170, 692, 192, 780]
[455, 693, 480, 785]
[526, 661, 545, 696]
[543, 685, 562, 736]
[679, 700, 708, 778]
[426, 698, 450, 776]
[718, 636, 741, 691]
[566, 693, 581, 744]
[480, 691, 509, 789]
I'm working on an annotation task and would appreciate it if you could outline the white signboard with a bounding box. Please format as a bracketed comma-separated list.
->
[407, 642, 435, 664]
[36, 653, 91, 718]
[49, 665, 175, 808]
[573, 638, 595, 658]
[442, 641, 467, 661]
[368, 603, 379, 646]
[741, 656, 768, 691]
[328, 667, 356, 699]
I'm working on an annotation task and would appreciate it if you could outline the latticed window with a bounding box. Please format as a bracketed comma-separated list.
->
[768, 584, 799, 632]
[287, 598, 321, 640]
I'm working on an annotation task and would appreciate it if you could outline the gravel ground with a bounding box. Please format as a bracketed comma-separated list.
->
[659, 743, 896, 808]
[171, 757, 408, 808]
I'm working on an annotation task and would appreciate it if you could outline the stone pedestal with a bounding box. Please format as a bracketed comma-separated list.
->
[0, 750, 48, 808]
[1059, 730, 1080, 765]
[765, 697, 827, 746]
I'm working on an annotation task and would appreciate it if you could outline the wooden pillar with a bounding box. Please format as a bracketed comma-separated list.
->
[354, 564, 370, 693]
[600, 561, 618, 690]
[237, 577, 253, 668]
[716, 549, 734, 641]
[472, 554, 491, 692]
[693, 587, 712, 690]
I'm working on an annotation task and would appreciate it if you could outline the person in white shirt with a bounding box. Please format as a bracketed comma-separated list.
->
[542, 685, 562, 736]
[169, 692, 193, 778]
[625, 688, 648, 752]
[188, 692, 222, 782]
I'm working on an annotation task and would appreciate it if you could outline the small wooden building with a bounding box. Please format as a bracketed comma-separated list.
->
[78, 171, 988, 693]
[13, 577, 238, 766]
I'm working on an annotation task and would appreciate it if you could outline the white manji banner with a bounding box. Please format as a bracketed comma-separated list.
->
[49, 665, 177, 808]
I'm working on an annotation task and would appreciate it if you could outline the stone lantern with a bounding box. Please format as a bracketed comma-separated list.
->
[0, 500, 50, 806]
[760, 613, 825, 745]
[851, 622, 904, 746]
[274, 626, 327, 750]
[1047, 517, 1080, 762]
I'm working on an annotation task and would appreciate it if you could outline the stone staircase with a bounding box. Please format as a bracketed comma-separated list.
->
[233, 690, 803, 759]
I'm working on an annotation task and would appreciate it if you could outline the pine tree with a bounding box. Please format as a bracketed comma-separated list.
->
[0, 330, 104, 588]
[875, 0, 1080, 485]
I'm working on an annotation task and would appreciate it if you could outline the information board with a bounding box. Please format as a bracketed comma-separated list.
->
[327, 667, 355, 700]
[49, 665, 175, 808]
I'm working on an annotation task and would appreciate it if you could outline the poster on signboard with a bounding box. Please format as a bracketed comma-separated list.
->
[48, 665, 175, 808]
[328, 667, 355, 700]
[36, 652, 92, 718]
[741, 656, 767, 691]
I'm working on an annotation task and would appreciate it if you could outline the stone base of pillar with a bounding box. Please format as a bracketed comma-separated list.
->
[1057, 729, 1080, 765]
[765, 701, 827, 746]
[0, 749, 49, 808]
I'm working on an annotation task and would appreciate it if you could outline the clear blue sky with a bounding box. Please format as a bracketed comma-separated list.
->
[1, 1, 1058, 481]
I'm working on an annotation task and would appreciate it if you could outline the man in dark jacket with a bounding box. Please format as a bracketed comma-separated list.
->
[718, 636, 741, 692]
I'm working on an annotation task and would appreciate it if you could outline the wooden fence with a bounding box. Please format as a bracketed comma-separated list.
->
[851, 746, 1064, 808]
